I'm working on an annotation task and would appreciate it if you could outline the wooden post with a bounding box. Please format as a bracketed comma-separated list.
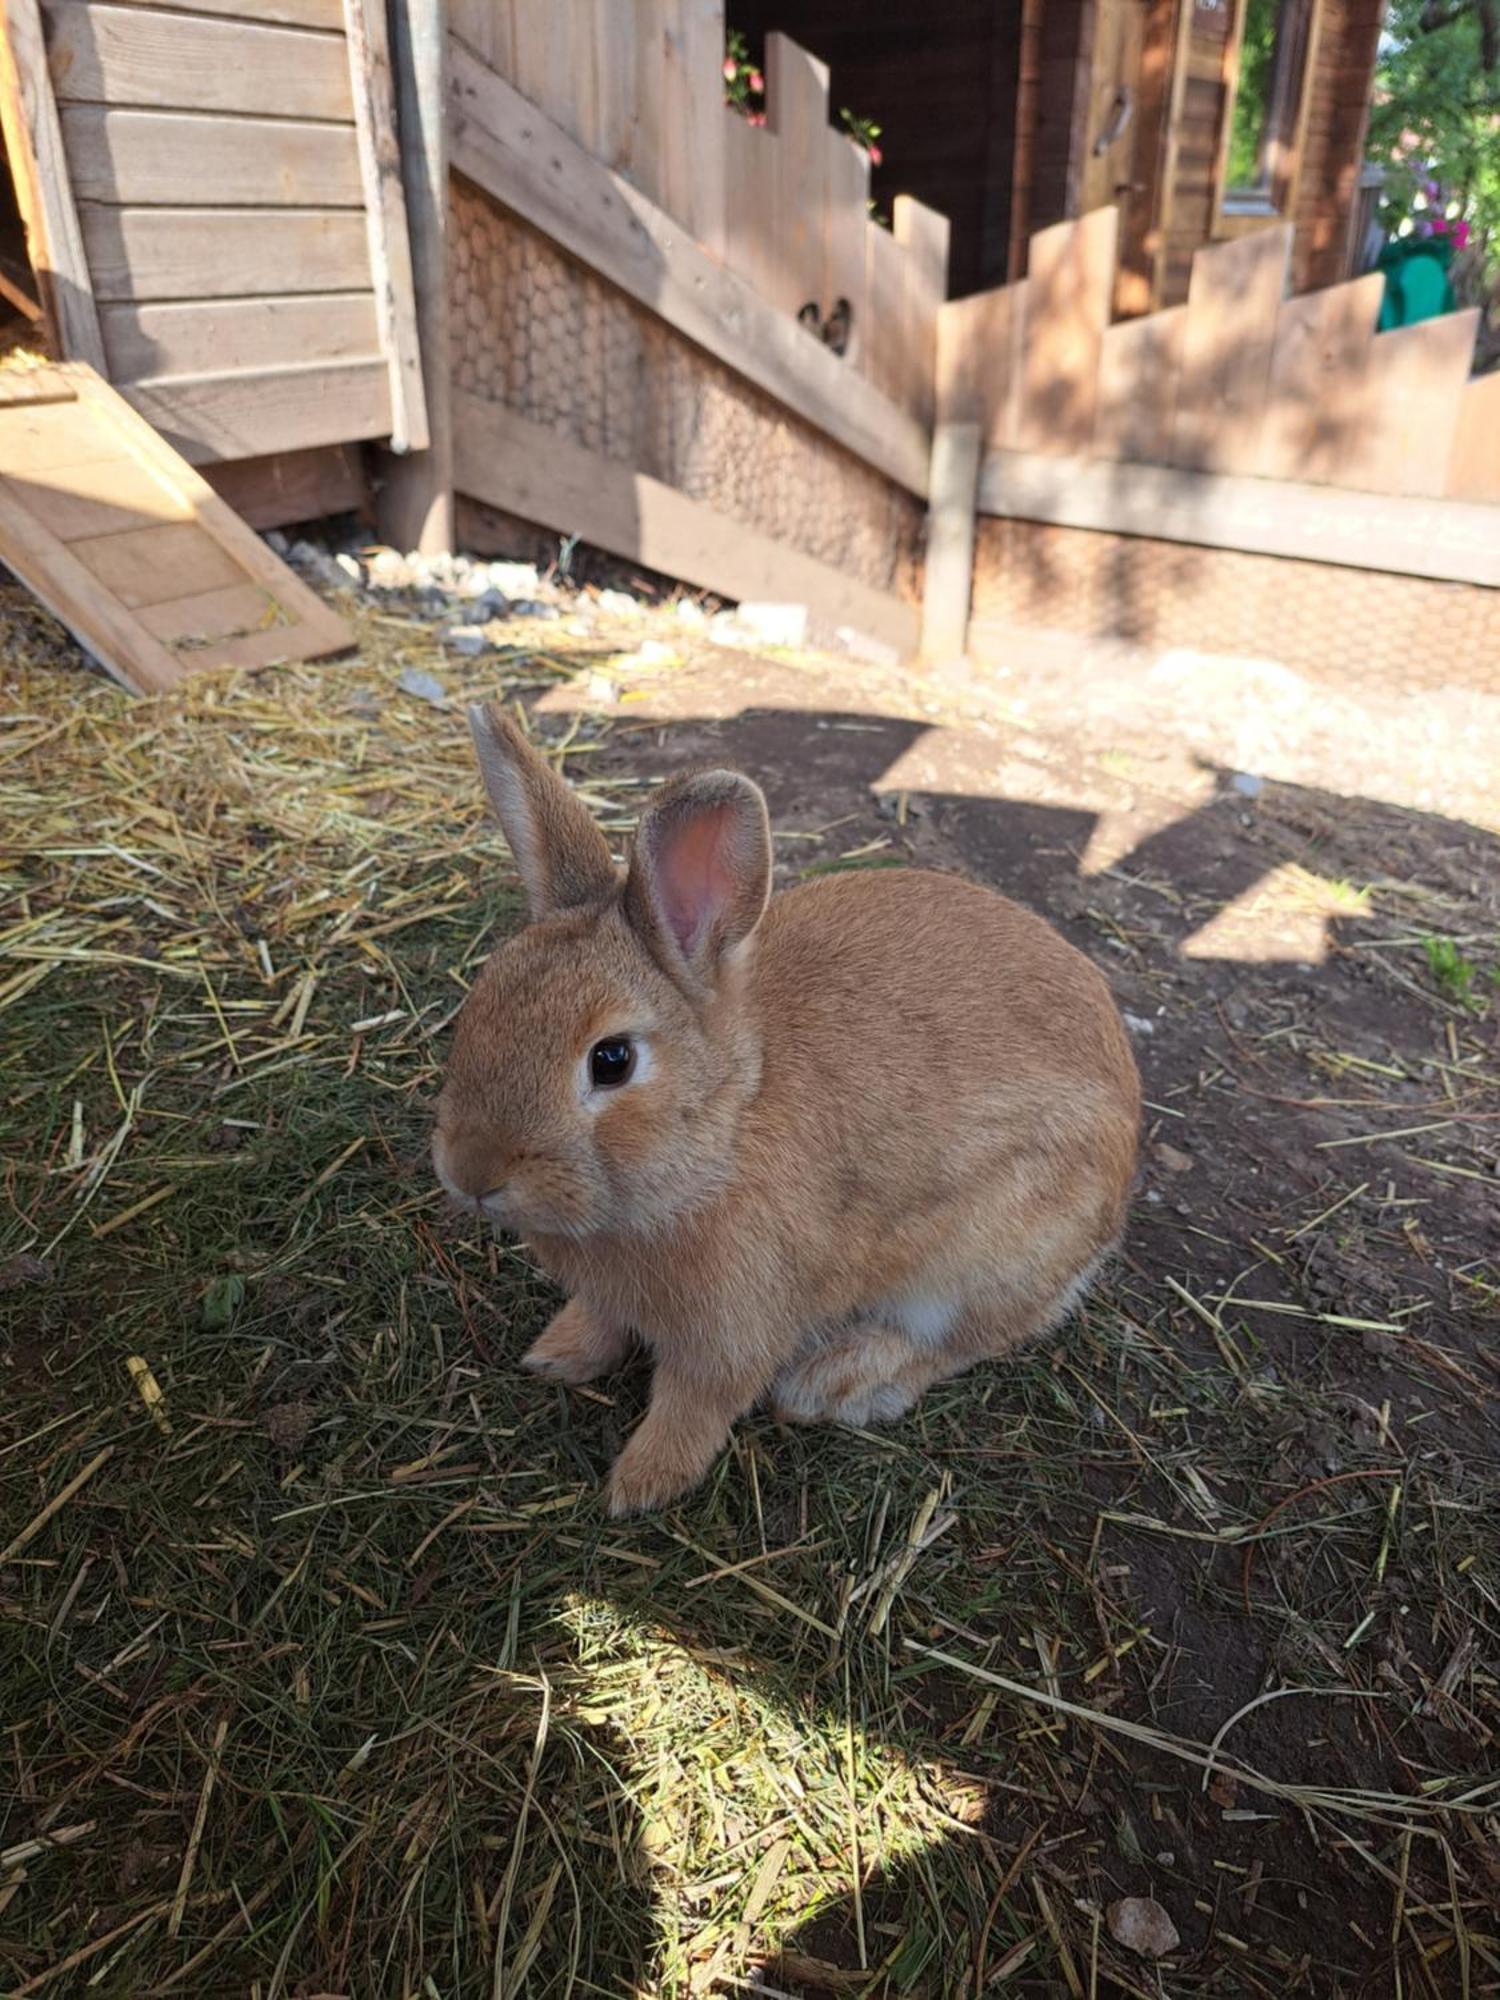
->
[344, 0, 429, 455]
[920, 419, 980, 661]
[0, 0, 106, 371]
[376, 0, 453, 554]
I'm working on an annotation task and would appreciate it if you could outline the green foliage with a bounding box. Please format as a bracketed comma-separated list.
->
[1226, 0, 1280, 190]
[1367, 0, 1500, 278]
[1421, 934, 1500, 1010]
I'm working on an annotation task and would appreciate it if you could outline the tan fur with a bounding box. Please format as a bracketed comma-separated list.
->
[435, 709, 1141, 1515]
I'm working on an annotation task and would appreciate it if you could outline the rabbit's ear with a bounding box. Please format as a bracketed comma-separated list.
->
[624, 771, 771, 990]
[467, 703, 616, 918]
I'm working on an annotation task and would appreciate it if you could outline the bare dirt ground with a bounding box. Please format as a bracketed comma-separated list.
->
[3, 561, 1497, 1998]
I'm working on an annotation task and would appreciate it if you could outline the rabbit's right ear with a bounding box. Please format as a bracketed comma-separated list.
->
[467, 704, 616, 918]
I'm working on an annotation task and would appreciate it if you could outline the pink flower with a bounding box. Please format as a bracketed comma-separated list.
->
[749, 68, 764, 93]
[723, 56, 737, 82]
[867, 141, 882, 167]
[1453, 218, 1471, 249]
[747, 110, 766, 127]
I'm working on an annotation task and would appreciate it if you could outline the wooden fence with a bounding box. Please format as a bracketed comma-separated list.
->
[446, 0, 948, 429]
[923, 205, 1500, 665]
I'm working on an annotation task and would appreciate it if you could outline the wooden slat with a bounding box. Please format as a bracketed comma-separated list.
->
[67, 363, 352, 641]
[0, 0, 106, 367]
[934, 283, 1029, 452]
[0, 478, 183, 687]
[68, 518, 245, 605]
[893, 195, 949, 431]
[1257, 271, 1382, 483]
[95, 0, 346, 27]
[61, 106, 364, 206]
[1171, 225, 1292, 473]
[1093, 304, 1186, 464]
[721, 107, 778, 305]
[342, 0, 429, 452]
[449, 46, 931, 494]
[0, 362, 72, 405]
[205, 443, 367, 529]
[20, 450, 192, 538]
[376, 0, 452, 552]
[455, 389, 919, 655]
[764, 32, 829, 318]
[1351, 309, 1481, 498]
[100, 293, 380, 382]
[80, 207, 371, 303]
[0, 363, 351, 691]
[1014, 207, 1117, 456]
[862, 213, 909, 412]
[825, 130, 869, 368]
[657, 0, 725, 261]
[508, 0, 585, 138]
[137, 578, 276, 642]
[1446, 371, 1500, 505]
[977, 445, 1500, 588]
[920, 418, 980, 660]
[46, 3, 354, 118]
[123, 358, 391, 463]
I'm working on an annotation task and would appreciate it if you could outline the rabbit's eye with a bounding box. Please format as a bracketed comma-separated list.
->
[589, 1037, 635, 1088]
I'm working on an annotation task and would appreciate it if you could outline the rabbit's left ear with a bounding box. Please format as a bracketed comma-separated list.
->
[467, 703, 617, 919]
[624, 771, 771, 991]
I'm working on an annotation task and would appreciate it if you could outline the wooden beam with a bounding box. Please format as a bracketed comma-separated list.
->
[920, 420, 980, 660]
[454, 390, 920, 657]
[342, 0, 428, 453]
[377, 0, 453, 552]
[123, 358, 392, 464]
[448, 42, 931, 497]
[977, 447, 1500, 588]
[204, 443, 368, 529]
[0, 0, 105, 368]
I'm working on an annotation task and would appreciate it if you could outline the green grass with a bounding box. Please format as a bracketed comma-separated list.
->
[3, 602, 1498, 1996]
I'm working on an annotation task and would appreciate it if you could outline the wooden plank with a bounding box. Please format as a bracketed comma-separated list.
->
[342, 0, 429, 453]
[376, 0, 452, 551]
[67, 362, 351, 642]
[934, 283, 1028, 451]
[1446, 371, 1500, 505]
[920, 419, 980, 660]
[893, 195, 949, 429]
[1257, 270, 1382, 483]
[825, 130, 869, 369]
[0, 362, 72, 405]
[1171, 224, 1292, 473]
[205, 443, 367, 529]
[46, 3, 354, 119]
[68, 518, 245, 606]
[764, 32, 829, 318]
[100, 293, 380, 383]
[1351, 310, 1481, 498]
[80, 207, 371, 303]
[862, 213, 909, 412]
[1093, 304, 1187, 464]
[449, 46, 931, 495]
[658, 0, 725, 260]
[0, 477, 183, 687]
[454, 389, 920, 655]
[96, 0, 345, 27]
[60, 106, 364, 206]
[135, 578, 277, 643]
[122, 358, 391, 464]
[0, 0, 106, 367]
[976, 445, 1500, 588]
[721, 107, 778, 305]
[0, 362, 350, 691]
[20, 450, 192, 538]
[1014, 207, 1117, 456]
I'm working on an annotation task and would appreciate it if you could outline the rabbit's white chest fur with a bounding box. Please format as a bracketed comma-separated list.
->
[878, 1291, 959, 1347]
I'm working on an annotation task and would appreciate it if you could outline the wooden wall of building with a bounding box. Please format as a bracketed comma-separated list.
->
[1289, 0, 1385, 293]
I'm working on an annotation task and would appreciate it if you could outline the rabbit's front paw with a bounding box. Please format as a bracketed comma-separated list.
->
[522, 1299, 631, 1385]
[606, 1419, 722, 1517]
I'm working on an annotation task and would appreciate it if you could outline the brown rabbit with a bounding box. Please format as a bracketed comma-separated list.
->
[434, 707, 1140, 1516]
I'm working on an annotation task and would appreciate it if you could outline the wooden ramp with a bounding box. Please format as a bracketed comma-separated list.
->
[0, 361, 351, 692]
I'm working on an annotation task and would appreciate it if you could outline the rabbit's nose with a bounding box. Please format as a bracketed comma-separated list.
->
[432, 1127, 511, 1206]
